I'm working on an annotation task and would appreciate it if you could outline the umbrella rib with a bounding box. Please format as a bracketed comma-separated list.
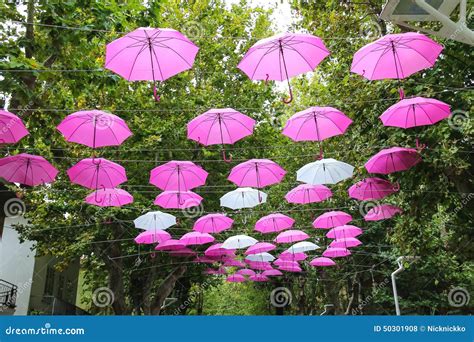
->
[283, 44, 315, 71]
[369, 45, 392, 79]
[249, 48, 275, 80]
[126, 44, 149, 80]
[153, 42, 194, 68]
[201, 115, 220, 144]
[417, 104, 435, 124]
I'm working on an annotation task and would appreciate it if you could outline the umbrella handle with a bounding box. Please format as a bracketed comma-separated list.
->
[398, 87, 405, 100]
[264, 74, 269, 85]
[393, 182, 400, 192]
[282, 85, 293, 104]
[316, 147, 324, 160]
[222, 149, 232, 163]
[153, 83, 161, 102]
[92, 156, 101, 165]
[150, 252, 156, 259]
[415, 138, 426, 152]
[94, 186, 106, 203]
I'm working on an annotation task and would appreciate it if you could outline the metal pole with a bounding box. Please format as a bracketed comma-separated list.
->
[391, 257, 404, 316]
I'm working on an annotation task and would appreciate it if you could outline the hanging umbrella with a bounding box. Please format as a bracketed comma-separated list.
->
[193, 213, 233, 234]
[187, 108, 256, 161]
[154, 239, 186, 251]
[247, 261, 273, 271]
[323, 248, 351, 258]
[348, 177, 398, 201]
[364, 204, 402, 221]
[154, 190, 203, 209]
[279, 251, 308, 261]
[133, 211, 176, 231]
[0, 110, 29, 144]
[227, 274, 246, 283]
[105, 27, 199, 101]
[254, 213, 295, 234]
[380, 97, 451, 128]
[245, 252, 275, 262]
[278, 265, 302, 273]
[274, 259, 299, 268]
[262, 269, 283, 277]
[285, 184, 332, 204]
[179, 232, 215, 246]
[134, 230, 171, 244]
[205, 243, 236, 257]
[274, 230, 309, 244]
[365, 147, 421, 174]
[57, 110, 132, 148]
[297, 158, 354, 185]
[236, 269, 256, 277]
[245, 242, 276, 255]
[223, 259, 246, 268]
[310, 257, 336, 267]
[326, 225, 363, 239]
[149, 160, 208, 191]
[220, 187, 267, 209]
[85, 188, 133, 207]
[169, 248, 197, 257]
[67, 158, 126, 189]
[249, 274, 270, 282]
[330, 237, 362, 248]
[312, 211, 353, 229]
[351, 32, 443, 98]
[0, 153, 58, 186]
[193, 256, 218, 264]
[222, 234, 258, 249]
[237, 32, 330, 103]
[282, 106, 352, 157]
[228, 159, 286, 188]
[286, 241, 319, 254]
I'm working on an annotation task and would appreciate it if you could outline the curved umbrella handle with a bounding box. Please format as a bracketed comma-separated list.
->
[92, 156, 101, 165]
[265, 74, 269, 85]
[282, 86, 293, 104]
[150, 252, 156, 259]
[316, 146, 324, 160]
[415, 138, 426, 152]
[222, 149, 232, 163]
[398, 87, 405, 100]
[153, 82, 161, 102]
[393, 182, 400, 192]
[94, 185, 106, 203]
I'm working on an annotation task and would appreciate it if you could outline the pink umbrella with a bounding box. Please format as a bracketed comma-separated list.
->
[57, 110, 132, 148]
[0, 153, 58, 186]
[238, 33, 330, 103]
[275, 230, 309, 243]
[279, 251, 307, 261]
[169, 248, 197, 257]
[274, 259, 299, 268]
[149, 161, 208, 191]
[365, 147, 421, 174]
[227, 274, 246, 283]
[380, 97, 451, 128]
[262, 269, 283, 277]
[285, 184, 332, 204]
[228, 159, 286, 188]
[310, 257, 336, 267]
[364, 204, 402, 221]
[0, 110, 29, 143]
[330, 238, 362, 248]
[179, 232, 215, 246]
[67, 158, 126, 189]
[155, 239, 186, 251]
[313, 211, 353, 229]
[205, 243, 235, 257]
[187, 108, 256, 161]
[154, 190, 203, 209]
[223, 259, 246, 268]
[351, 32, 443, 98]
[278, 265, 302, 273]
[134, 230, 171, 244]
[254, 213, 295, 234]
[247, 261, 273, 271]
[348, 177, 398, 201]
[193, 213, 233, 234]
[249, 274, 269, 282]
[236, 269, 256, 277]
[323, 248, 351, 258]
[85, 188, 133, 207]
[105, 27, 199, 101]
[326, 225, 363, 239]
[245, 242, 276, 255]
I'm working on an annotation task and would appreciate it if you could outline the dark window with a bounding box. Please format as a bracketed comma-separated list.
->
[44, 266, 55, 296]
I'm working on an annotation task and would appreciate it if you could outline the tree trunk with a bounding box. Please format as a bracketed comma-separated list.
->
[149, 266, 187, 315]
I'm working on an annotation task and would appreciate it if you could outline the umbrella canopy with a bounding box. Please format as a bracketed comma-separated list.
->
[245, 242, 276, 255]
[254, 213, 295, 234]
[247, 261, 273, 271]
[245, 252, 275, 262]
[85, 188, 133, 207]
[155, 239, 186, 251]
[133, 211, 176, 231]
[67, 158, 126, 190]
[193, 213, 233, 234]
[380, 97, 451, 128]
[262, 269, 283, 277]
[326, 225, 363, 239]
[286, 241, 319, 253]
[134, 230, 171, 244]
[323, 248, 351, 258]
[204, 243, 236, 257]
[310, 257, 336, 267]
[220, 187, 267, 209]
[274, 259, 299, 268]
[0, 110, 29, 144]
[222, 234, 258, 250]
[279, 251, 308, 261]
[0, 153, 58, 186]
[351, 32, 442, 81]
[274, 230, 309, 244]
[228, 159, 286, 188]
[348, 177, 398, 201]
[204, 267, 227, 275]
[57, 110, 132, 148]
[282, 106, 352, 142]
[249, 274, 270, 282]
[285, 184, 332, 204]
[179, 232, 215, 246]
[330, 237, 362, 248]
[236, 269, 256, 277]
[226, 274, 246, 283]
[149, 160, 208, 191]
[313, 211, 353, 229]
[154, 190, 203, 209]
[169, 248, 197, 257]
[278, 265, 303, 273]
[365, 147, 421, 174]
[193, 256, 217, 264]
[223, 259, 246, 268]
[364, 204, 402, 221]
[297, 158, 354, 185]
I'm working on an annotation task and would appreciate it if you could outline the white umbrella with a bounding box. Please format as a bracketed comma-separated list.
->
[297, 158, 354, 185]
[286, 241, 320, 253]
[222, 234, 258, 249]
[220, 187, 267, 210]
[133, 211, 176, 231]
[245, 252, 275, 262]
